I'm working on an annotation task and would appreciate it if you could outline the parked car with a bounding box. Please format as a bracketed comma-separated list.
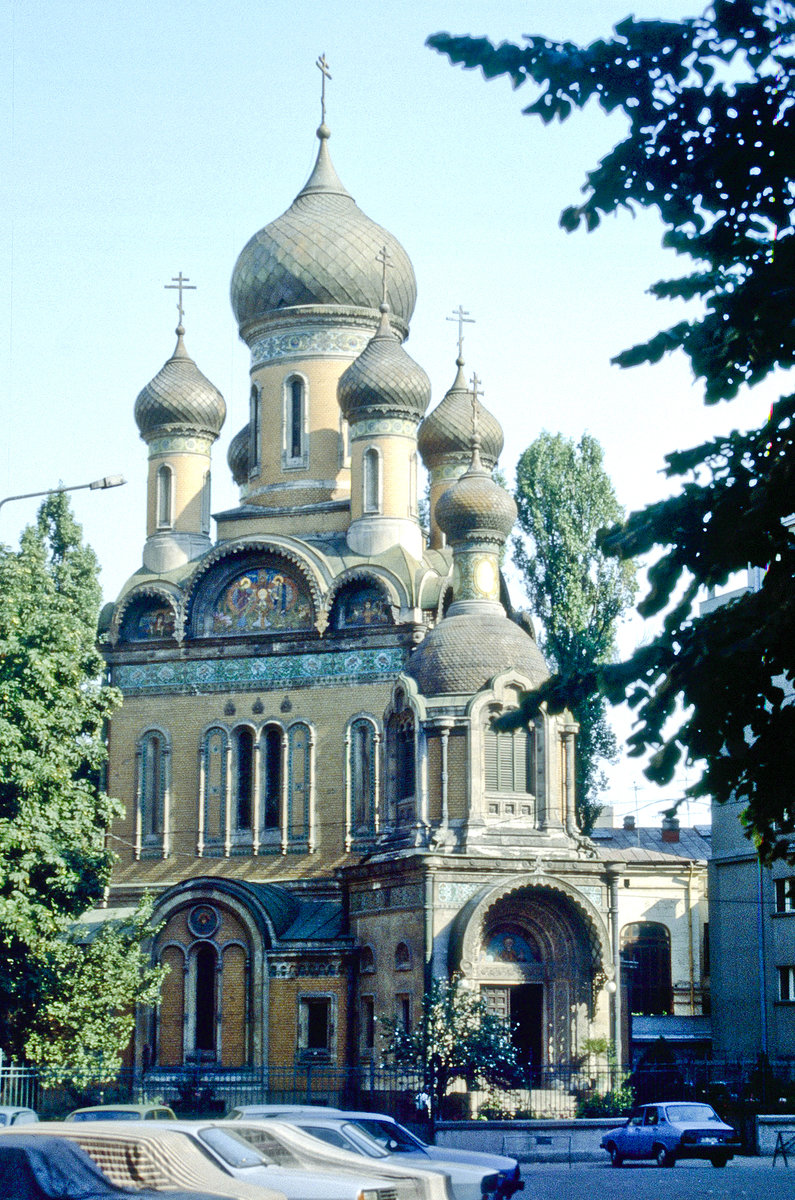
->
[600, 1101, 740, 1168]
[233, 1112, 499, 1200]
[0, 1132, 228, 1200]
[229, 1107, 522, 1200]
[8, 1122, 287, 1200]
[0, 1104, 38, 1126]
[66, 1101, 177, 1121]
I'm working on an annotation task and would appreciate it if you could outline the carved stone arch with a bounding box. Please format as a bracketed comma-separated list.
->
[184, 539, 325, 638]
[111, 584, 182, 646]
[321, 565, 407, 631]
[416, 562, 452, 619]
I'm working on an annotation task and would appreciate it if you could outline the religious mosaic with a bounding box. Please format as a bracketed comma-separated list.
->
[333, 585, 392, 630]
[212, 567, 312, 635]
[484, 927, 540, 964]
[123, 603, 176, 641]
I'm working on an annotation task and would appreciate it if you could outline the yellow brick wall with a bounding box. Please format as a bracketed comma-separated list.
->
[158, 945, 185, 1067]
[146, 450, 209, 537]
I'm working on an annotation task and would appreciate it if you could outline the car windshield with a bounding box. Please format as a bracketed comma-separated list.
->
[234, 1126, 301, 1167]
[664, 1104, 721, 1124]
[298, 1123, 389, 1158]
[198, 1126, 270, 1168]
[71, 1110, 142, 1121]
[352, 1119, 426, 1153]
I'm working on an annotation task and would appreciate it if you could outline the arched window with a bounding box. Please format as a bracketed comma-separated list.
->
[249, 383, 262, 473]
[360, 945, 375, 974]
[484, 716, 534, 794]
[200, 726, 228, 851]
[201, 471, 211, 535]
[349, 718, 377, 839]
[620, 922, 673, 1015]
[386, 710, 415, 825]
[261, 723, 282, 834]
[137, 730, 168, 854]
[192, 942, 218, 1059]
[363, 447, 380, 513]
[395, 942, 411, 970]
[284, 376, 307, 466]
[156, 464, 173, 529]
[232, 727, 255, 834]
[288, 722, 313, 847]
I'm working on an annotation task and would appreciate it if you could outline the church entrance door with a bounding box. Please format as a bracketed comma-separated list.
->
[510, 983, 543, 1080]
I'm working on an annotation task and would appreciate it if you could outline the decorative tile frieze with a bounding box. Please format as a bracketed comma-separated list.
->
[113, 646, 407, 695]
[268, 959, 346, 978]
[350, 417, 418, 439]
[251, 328, 370, 367]
[148, 434, 214, 456]
[577, 885, 605, 909]
[437, 881, 482, 908]
[349, 883, 422, 912]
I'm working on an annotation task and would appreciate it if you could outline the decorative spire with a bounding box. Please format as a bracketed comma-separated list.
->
[316, 53, 332, 129]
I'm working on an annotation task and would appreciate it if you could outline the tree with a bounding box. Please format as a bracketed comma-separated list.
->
[428, 3, 795, 860]
[381, 974, 523, 1119]
[0, 493, 162, 1077]
[513, 432, 637, 833]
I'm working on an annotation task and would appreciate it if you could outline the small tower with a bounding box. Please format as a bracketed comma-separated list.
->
[134, 298, 226, 574]
[338, 296, 431, 557]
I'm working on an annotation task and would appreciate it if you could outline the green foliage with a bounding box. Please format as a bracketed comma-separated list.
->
[0, 493, 161, 1071]
[574, 1039, 634, 1116]
[381, 975, 523, 1117]
[429, 4, 795, 860]
[513, 433, 636, 833]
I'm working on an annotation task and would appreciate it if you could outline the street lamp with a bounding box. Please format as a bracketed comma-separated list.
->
[0, 475, 126, 513]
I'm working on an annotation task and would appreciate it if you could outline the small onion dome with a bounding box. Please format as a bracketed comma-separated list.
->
[134, 325, 226, 441]
[418, 360, 504, 471]
[406, 610, 549, 696]
[230, 125, 417, 334]
[227, 423, 250, 485]
[436, 453, 517, 546]
[338, 303, 431, 424]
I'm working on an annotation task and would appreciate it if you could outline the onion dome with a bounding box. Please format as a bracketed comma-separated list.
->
[338, 303, 431, 423]
[227, 424, 250, 485]
[436, 450, 517, 546]
[418, 359, 504, 471]
[406, 610, 549, 696]
[134, 325, 226, 441]
[230, 124, 417, 335]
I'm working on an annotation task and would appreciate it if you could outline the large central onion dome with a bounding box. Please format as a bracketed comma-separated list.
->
[230, 125, 417, 338]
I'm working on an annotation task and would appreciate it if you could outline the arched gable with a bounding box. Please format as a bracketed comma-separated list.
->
[111, 584, 181, 646]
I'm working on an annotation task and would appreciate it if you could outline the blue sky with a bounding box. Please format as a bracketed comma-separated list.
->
[2, 0, 772, 823]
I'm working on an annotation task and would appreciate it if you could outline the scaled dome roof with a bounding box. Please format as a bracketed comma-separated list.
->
[436, 455, 517, 545]
[406, 611, 549, 697]
[338, 304, 431, 423]
[230, 126, 417, 335]
[134, 326, 226, 440]
[227, 424, 250, 485]
[418, 361, 504, 470]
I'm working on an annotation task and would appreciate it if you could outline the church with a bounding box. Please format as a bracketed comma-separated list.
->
[99, 91, 709, 1098]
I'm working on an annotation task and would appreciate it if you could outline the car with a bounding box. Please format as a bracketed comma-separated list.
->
[600, 1101, 741, 1168]
[233, 1112, 499, 1200]
[0, 1104, 38, 1126]
[0, 1132, 229, 1200]
[229, 1107, 522, 1199]
[66, 1101, 177, 1121]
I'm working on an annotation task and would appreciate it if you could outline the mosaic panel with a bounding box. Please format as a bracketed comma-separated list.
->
[251, 328, 370, 367]
[212, 567, 313, 635]
[484, 927, 541, 964]
[436, 881, 481, 908]
[114, 647, 408, 696]
[334, 585, 392, 630]
[124, 605, 176, 641]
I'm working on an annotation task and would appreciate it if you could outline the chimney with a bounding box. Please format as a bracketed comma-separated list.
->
[662, 815, 680, 843]
[623, 814, 636, 831]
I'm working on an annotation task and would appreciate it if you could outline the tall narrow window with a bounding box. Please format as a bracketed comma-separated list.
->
[202, 727, 228, 846]
[484, 717, 533, 794]
[386, 711, 415, 826]
[139, 731, 166, 841]
[232, 727, 254, 832]
[156, 464, 173, 528]
[298, 995, 334, 1056]
[288, 723, 312, 844]
[350, 718, 376, 837]
[249, 384, 262, 473]
[361, 995, 375, 1053]
[620, 922, 673, 1015]
[261, 724, 282, 832]
[193, 943, 217, 1057]
[201, 471, 211, 535]
[363, 447, 380, 513]
[284, 376, 306, 465]
[776, 879, 795, 913]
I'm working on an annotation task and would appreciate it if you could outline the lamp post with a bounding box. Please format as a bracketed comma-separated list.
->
[0, 475, 126, 513]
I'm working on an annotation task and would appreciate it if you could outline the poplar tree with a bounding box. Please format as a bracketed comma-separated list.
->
[428, 3, 795, 859]
[513, 433, 636, 834]
[0, 493, 161, 1081]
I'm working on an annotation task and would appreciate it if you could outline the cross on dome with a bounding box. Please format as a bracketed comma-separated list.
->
[446, 304, 475, 362]
[376, 245, 394, 307]
[164, 272, 196, 326]
[316, 54, 332, 124]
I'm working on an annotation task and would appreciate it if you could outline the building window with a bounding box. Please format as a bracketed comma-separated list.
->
[201, 726, 228, 849]
[484, 716, 533, 794]
[363, 447, 381, 514]
[396, 993, 411, 1032]
[620, 922, 673, 1016]
[349, 718, 377, 840]
[288, 722, 313, 846]
[299, 995, 334, 1056]
[360, 945, 375, 974]
[201, 471, 211, 535]
[283, 376, 307, 466]
[250, 384, 262, 473]
[779, 967, 795, 1002]
[776, 879, 795, 913]
[361, 995, 375, 1053]
[156, 464, 173, 529]
[192, 942, 218, 1060]
[232, 727, 255, 834]
[261, 724, 282, 833]
[137, 730, 168, 851]
[395, 942, 411, 971]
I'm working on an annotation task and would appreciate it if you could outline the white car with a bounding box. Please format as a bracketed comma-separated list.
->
[230, 1112, 498, 1200]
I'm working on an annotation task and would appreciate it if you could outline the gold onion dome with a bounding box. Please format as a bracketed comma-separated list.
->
[338, 302, 431, 423]
[418, 360, 504, 471]
[227, 424, 250, 485]
[230, 125, 417, 336]
[134, 325, 226, 441]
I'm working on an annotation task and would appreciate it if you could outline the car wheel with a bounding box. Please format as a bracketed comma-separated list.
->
[654, 1144, 675, 1168]
[710, 1154, 728, 1168]
[609, 1144, 624, 1168]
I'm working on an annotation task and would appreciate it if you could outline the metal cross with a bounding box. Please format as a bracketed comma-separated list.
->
[164, 273, 196, 324]
[316, 54, 332, 123]
[376, 245, 394, 306]
[470, 373, 483, 441]
[446, 305, 475, 359]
